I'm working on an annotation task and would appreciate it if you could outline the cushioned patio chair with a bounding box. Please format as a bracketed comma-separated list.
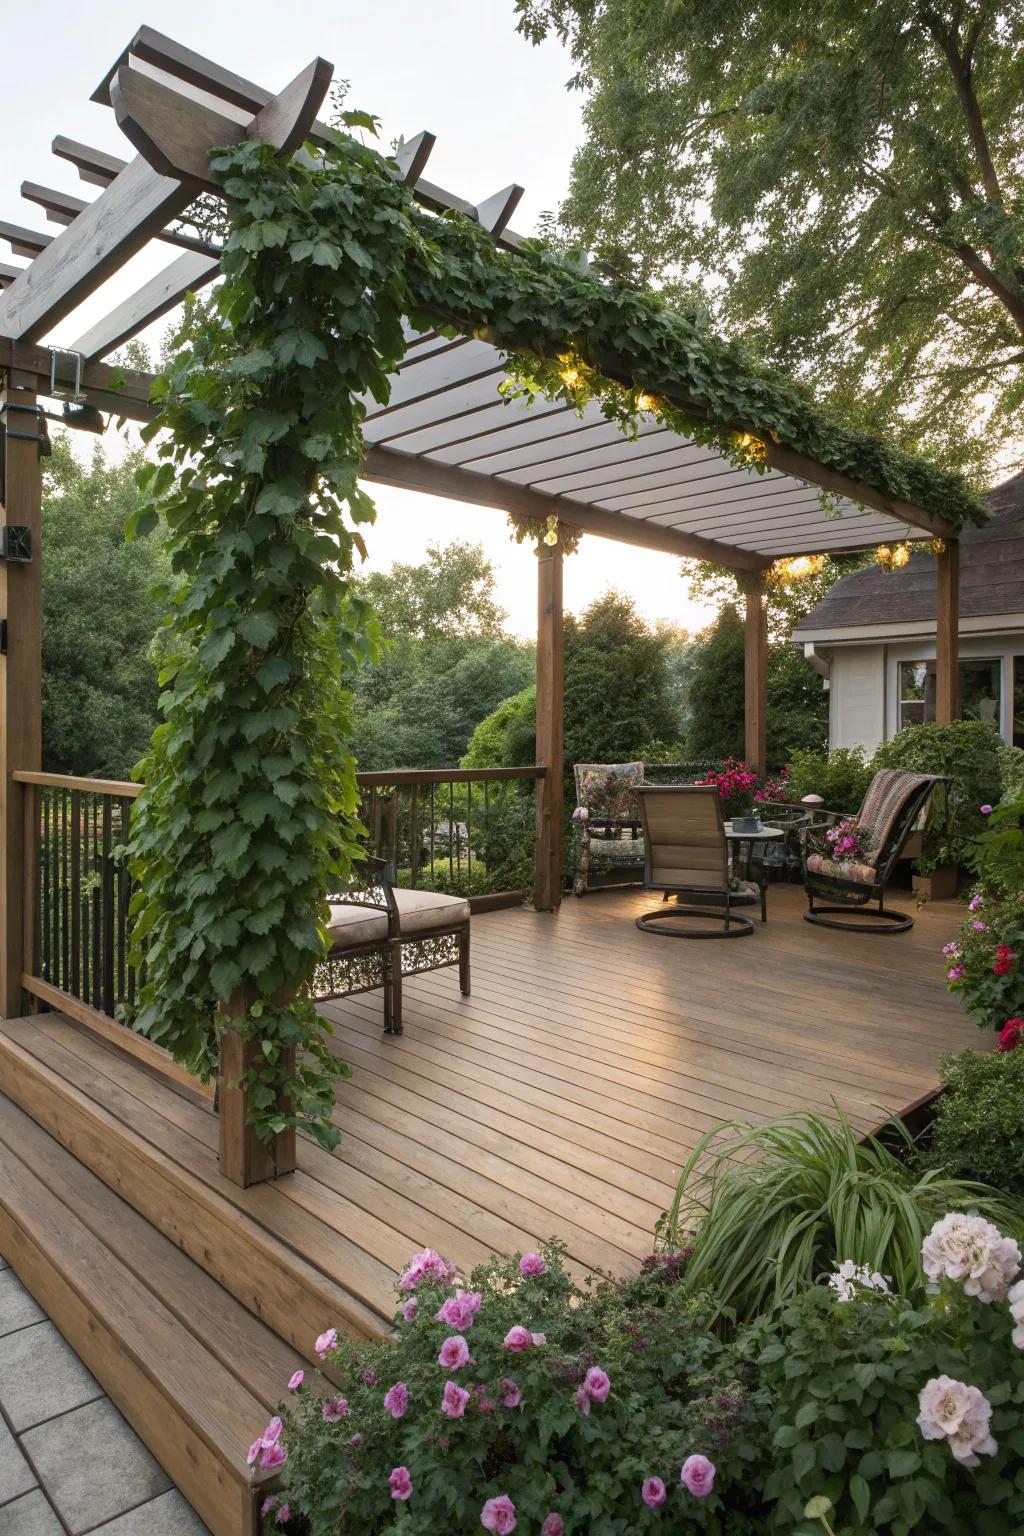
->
[310, 801, 470, 1033]
[633, 784, 753, 938]
[803, 769, 949, 933]
[572, 760, 645, 895]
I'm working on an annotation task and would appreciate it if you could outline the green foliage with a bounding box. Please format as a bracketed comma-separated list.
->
[921, 1050, 1024, 1202]
[872, 720, 1004, 872]
[658, 1111, 1020, 1322]
[356, 541, 507, 640]
[967, 793, 1024, 894]
[462, 685, 538, 770]
[998, 744, 1024, 802]
[785, 747, 875, 812]
[268, 1243, 770, 1533]
[945, 887, 1024, 1030]
[516, 0, 1024, 483]
[683, 556, 871, 644]
[756, 1278, 1024, 1535]
[563, 592, 678, 768]
[41, 436, 169, 778]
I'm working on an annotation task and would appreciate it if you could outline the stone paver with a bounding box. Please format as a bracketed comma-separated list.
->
[22, 1398, 172, 1535]
[0, 1322, 102, 1432]
[91, 1488, 212, 1534]
[0, 1413, 37, 1504]
[0, 1269, 46, 1337]
[0, 1488, 65, 1534]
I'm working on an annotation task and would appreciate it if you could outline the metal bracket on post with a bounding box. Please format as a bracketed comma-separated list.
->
[0, 400, 51, 458]
[48, 346, 84, 401]
[0, 527, 31, 563]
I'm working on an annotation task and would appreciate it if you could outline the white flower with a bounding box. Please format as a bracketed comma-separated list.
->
[828, 1260, 891, 1303]
[1010, 1277, 1024, 1349]
[917, 1376, 997, 1468]
[921, 1213, 1022, 1303]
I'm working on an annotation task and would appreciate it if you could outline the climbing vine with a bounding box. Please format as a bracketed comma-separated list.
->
[126, 113, 985, 1152]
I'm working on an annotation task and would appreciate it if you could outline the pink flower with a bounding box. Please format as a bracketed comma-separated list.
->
[402, 1298, 418, 1323]
[399, 1247, 456, 1292]
[502, 1326, 533, 1352]
[348, 1432, 363, 1449]
[287, 1370, 304, 1391]
[542, 1517, 564, 1536]
[500, 1378, 522, 1408]
[947, 965, 965, 980]
[315, 1328, 337, 1358]
[261, 1497, 277, 1516]
[584, 1366, 610, 1403]
[390, 1465, 413, 1501]
[246, 1438, 262, 1467]
[642, 1477, 667, 1508]
[999, 1018, 1024, 1051]
[971, 921, 988, 932]
[361, 1369, 380, 1386]
[680, 1454, 715, 1497]
[442, 1380, 470, 1418]
[438, 1334, 471, 1370]
[437, 1290, 482, 1331]
[275, 1506, 290, 1527]
[322, 1396, 349, 1422]
[519, 1253, 545, 1276]
[531, 1332, 547, 1347]
[918, 1376, 998, 1466]
[969, 894, 984, 911]
[942, 941, 961, 957]
[480, 1493, 517, 1532]
[261, 1417, 283, 1448]
[981, 804, 993, 815]
[260, 1442, 288, 1472]
[576, 1384, 591, 1415]
[384, 1382, 408, 1419]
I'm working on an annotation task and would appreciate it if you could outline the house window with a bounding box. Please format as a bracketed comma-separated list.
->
[1014, 658, 1024, 748]
[898, 659, 1001, 732]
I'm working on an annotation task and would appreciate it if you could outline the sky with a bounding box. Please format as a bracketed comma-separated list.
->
[2, 0, 717, 639]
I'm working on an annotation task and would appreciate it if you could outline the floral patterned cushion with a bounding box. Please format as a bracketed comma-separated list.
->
[806, 852, 878, 886]
[575, 762, 644, 822]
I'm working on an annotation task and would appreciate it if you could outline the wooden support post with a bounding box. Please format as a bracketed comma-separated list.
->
[935, 539, 960, 725]
[0, 372, 43, 1017]
[218, 989, 296, 1187]
[743, 571, 768, 777]
[533, 539, 564, 912]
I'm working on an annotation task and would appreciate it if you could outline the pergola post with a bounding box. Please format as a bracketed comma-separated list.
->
[533, 539, 564, 912]
[742, 571, 768, 777]
[935, 539, 960, 725]
[218, 987, 297, 1187]
[0, 370, 43, 1018]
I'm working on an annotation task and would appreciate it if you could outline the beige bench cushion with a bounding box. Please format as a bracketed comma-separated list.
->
[327, 887, 470, 954]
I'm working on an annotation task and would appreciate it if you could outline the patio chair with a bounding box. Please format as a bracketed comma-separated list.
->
[571, 760, 646, 895]
[803, 769, 949, 933]
[310, 799, 470, 1033]
[633, 784, 753, 938]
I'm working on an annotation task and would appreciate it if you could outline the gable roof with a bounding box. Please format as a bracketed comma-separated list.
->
[792, 472, 1024, 639]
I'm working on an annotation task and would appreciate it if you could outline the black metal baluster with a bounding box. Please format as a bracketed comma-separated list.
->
[102, 796, 115, 1016]
[42, 790, 51, 983]
[61, 789, 70, 992]
[91, 798, 101, 1009]
[410, 785, 419, 888]
[70, 790, 81, 999]
[466, 782, 473, 891]
[117, 798, 131, 1011]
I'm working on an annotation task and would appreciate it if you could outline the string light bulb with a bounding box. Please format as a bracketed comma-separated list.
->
[636, 392, 657, 413]
[543, 515, 560, 546]
[770, 553, 825, 585]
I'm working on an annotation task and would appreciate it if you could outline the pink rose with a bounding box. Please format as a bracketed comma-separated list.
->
[442, 1380, 470, 1418]
[437, 1290, 482, 1331]
[348, 1432, 363, 1448]
[576, 1384, 591, 1415]
[383, 1382, 408, 1419]
[500, 1378, 522, 1408]
[502, 1325, 533, 1352]
[542, 1517, 564, 1536]
[584, 1366, 610, 1403]
[260, 1442, 288, 1472]
[314, 1327, 337, 1358]
[438, 1334, 471, 1370]
[680, 1454, 715, 1497]
[287, 1370, 304, 1391]
[261, 1417, 283, 1448]
[531, 1332, 547, 1347]
[399, 1247, 456, 1292]
[246, 1438, 262, 1467]
[480, 1493, 518, 1532]
[519, 1253, 545, 1277]
[275, 1505, 290, 1526]
[390, 1466, 413, 1501]
[981, 804, 993, 815]
[642, 1477, 667, 1508]
[321, 1396, 349, 1423]
[402, 1297, 418, 1323]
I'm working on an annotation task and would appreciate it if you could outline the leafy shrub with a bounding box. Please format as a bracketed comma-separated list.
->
[657, 1111, 1021, 1321]
[921, 1050, 1024, 1201]
[998, 743, 1024, 802]
[785, 746, 873, 812]
[966, 793, 1024, 894]
[264, 1244, 770, 1533]
[944, 887, 1024, 1029]
[872, 720, 1003, 871]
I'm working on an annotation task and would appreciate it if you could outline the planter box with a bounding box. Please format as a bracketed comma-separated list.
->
[912, 865, 959, 901]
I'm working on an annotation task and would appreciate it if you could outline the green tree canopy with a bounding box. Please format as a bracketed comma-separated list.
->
[516, 0, 1024, 481]
[356, 541, 507, 639]
[42, 435, 169, 778]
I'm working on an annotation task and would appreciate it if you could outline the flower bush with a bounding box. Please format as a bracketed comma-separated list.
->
[944, 887, 1024, 1029]
[695, 757, 760, 818]
[262, 1215, 1024, 1534]
[755, 767, 791, 804]
[920, 1049, 1024, 1202]
[823, 817, 869, 863]
[784, 746, 874, 812]
[872, 719, 1003, 873]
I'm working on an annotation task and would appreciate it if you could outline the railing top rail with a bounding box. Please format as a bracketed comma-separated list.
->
[355, 766, 545, 786]
[13, 769, 141, 797]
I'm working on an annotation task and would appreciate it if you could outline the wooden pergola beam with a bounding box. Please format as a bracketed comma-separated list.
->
[21, 181, 219, 257]
[70, 250, 220, 362]
[762, 442, 955, 542]
[0, 338, 154, 419]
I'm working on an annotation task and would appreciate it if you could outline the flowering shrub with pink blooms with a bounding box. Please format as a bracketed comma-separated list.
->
[823, 816, 869, 863]
[695, 757, 760, 818]
[944, 887, 1024, 1031]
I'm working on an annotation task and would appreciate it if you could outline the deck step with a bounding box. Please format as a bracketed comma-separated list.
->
[0, 1015, 390, 1357]
[0, 1096, 305, 1536]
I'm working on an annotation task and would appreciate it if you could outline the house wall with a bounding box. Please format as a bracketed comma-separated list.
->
[828, 634, 1022, 753]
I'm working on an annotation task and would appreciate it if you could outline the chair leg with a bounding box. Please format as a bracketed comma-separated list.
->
[386, 942, 403, 1035]
[458, 926, 471, 996]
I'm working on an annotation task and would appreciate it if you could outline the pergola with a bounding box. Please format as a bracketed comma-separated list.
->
[0, 25, 968, 1018]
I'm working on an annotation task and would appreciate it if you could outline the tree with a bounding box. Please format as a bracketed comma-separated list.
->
[350, 542, 533, 768]
[516, 0, 1024, 480]
[563, 591, 678, 766]
[41, 435, 169, 778]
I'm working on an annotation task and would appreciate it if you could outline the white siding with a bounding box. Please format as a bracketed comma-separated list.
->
[829, 646, 886, 753]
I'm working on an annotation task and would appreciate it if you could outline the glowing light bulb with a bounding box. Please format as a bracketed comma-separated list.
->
[560, 367, 580, 388]
[636, 392, 656, 412]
